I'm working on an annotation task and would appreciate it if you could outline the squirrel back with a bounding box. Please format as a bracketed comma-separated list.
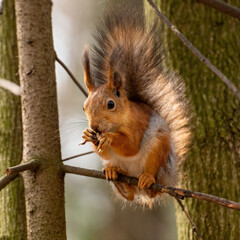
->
[89, 7, 191, 163]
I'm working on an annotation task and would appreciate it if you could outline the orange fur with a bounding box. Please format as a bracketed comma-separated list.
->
[81, 8, 191, 205]
[82, 62, 173, 202]
[138, 133, 171, 192]
[143, 133, 171, 175]
[109, 102, 151, 157]
[83, 80, 152, 158]
[104, 164, 135, 201]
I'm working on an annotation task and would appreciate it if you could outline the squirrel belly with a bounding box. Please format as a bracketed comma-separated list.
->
[102, 111, 175, 180]
[100, 108, 178, 202]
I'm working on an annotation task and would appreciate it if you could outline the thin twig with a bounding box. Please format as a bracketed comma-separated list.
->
[62, 151, 94, 162]
[6, 159, 39, 175]
[63, 165, 240, 211]
[55, 53, 88, 97]
[175, 198, 203, 240]
[0, 0, 5, 14]
[197, 0, 240, 20]
[0, 159, 40, 192]
[146, 0, 240, 100]
[0, 78, 21, 96]
[0, 173, 18, 191]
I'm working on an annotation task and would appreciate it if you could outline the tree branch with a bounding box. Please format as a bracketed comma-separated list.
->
[146, 0, 240, 100]
[6, 159, 39, 175]
[62, 151, 94, 162]
[0, 78, 21, 96]
[0, 173, 18, 191]
[63, 165, 240, 211]
[0, 160, 40, 191]
[55, 53, 88, 97]
[197, 0, 240, 20]
[175, 198, 203, 240]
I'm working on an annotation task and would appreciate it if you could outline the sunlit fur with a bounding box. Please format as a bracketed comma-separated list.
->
[82, 7, 191, 206]
[84, 84, 129, 135]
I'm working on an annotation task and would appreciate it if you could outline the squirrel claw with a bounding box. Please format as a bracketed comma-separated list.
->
[138, 173, 155, 190]
[79, 140, 87, 145]
[97, 133, 112, 153]
[81, 128, 98, 145]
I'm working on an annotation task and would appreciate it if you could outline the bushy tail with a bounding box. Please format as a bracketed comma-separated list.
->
[90, 7, 191, 162]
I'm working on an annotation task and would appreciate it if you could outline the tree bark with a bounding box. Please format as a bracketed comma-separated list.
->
[0, 0, 27, 239]
[145, 0, 240, 239]
[14, 0, 66, 239]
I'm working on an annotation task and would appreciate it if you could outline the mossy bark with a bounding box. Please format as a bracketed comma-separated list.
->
[145, 0, 240, 239]
[15, 0, 67, 239]
[0, 0, 27, 239]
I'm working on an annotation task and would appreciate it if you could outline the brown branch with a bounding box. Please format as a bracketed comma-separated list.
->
[62, 151, 94, 162]
[146, 0, 240, 100]
[175, 198, 203, 240]
[197, 0, 240, 20]
[0, 173, 19, 191]
[6, 159, 39, 175]
[55, 53, 88, 97]
[63, 165, 240, 211]
[0, 159, 40, 191]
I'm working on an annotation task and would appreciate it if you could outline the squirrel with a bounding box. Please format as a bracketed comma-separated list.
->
[81, 6, 191, 206]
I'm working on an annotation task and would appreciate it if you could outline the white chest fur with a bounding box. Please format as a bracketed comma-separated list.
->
[102, 112, 169, 178]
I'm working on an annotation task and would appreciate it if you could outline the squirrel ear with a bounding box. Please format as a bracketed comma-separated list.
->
[107, 46, 124, 90]
[113, 72, 121, 87]
[109, 71, 122, 89]
[82, 46, 94, 93]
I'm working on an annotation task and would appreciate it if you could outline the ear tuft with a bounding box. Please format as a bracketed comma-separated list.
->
[113, 72, 122, 89]
[108, 46, 124, 90]
[82, 46, 90, 69]
[82, 46, 94, 93]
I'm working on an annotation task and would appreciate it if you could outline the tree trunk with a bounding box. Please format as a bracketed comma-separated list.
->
[145, 0, 240, 239]
[14, 0, 66, 239]
[0, 0, 27, 239]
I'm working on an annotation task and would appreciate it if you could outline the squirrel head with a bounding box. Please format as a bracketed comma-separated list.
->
[82, 46, 129, 133]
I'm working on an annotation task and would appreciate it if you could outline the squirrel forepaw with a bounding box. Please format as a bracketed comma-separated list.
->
[97, 133, 113, 153]
[81, 128, 98, 145]
[138, 173, 155, 190]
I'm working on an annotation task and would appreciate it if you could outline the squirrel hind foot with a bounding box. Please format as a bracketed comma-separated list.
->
[103, 167, 124, 180]
[112, 181, 135, 201]
[138, 173, 156, 190]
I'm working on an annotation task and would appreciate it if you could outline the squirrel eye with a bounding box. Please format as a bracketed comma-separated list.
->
[107, 100, 115, 110]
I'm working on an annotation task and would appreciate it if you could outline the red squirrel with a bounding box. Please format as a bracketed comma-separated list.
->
[81, 8, 190, 205]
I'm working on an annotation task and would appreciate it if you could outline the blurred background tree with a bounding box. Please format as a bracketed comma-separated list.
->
[145, 0, 240, 239]
[0, 0, 27, 239]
